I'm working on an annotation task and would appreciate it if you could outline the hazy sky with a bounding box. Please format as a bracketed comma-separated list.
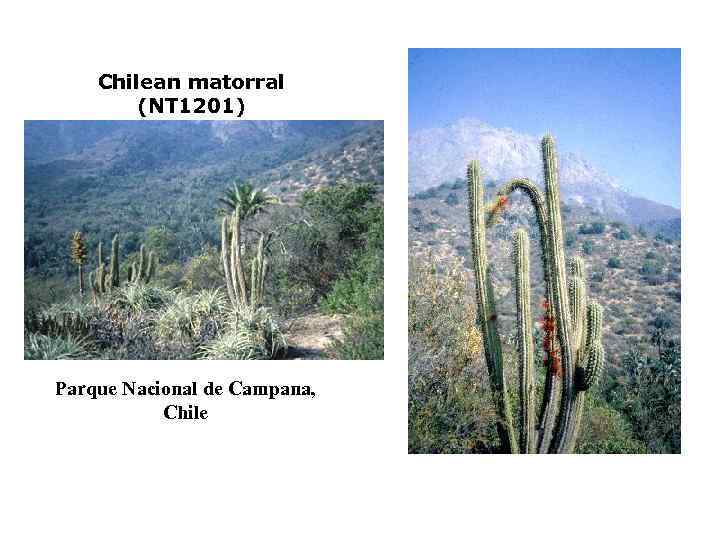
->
[409, 49, 681, 208]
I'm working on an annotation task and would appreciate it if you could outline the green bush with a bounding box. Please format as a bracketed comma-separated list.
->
[579, 222, 606, 235]
[613, 229, 631, 240]
[576, 395, 648, 454]
[604, 345, 681, 453]
[582, 240, 593, 255]
[608, 257, 622, 269]
[322, 199, 383, 359]
[444, 192, 460, 206]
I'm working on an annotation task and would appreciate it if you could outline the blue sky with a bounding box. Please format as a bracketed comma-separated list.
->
[409, 49, 681, 208]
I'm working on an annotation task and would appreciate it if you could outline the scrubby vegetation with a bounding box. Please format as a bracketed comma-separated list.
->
[408, 142, 680, 453]
[408, 256, 679, 453]
[25, 182, 383, 360]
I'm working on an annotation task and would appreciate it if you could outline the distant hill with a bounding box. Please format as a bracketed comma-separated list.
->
[24, 120, 383, 277]
[409, 119, 679, 229]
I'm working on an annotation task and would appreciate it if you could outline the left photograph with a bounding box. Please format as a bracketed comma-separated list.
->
[24, 120, 384, 360]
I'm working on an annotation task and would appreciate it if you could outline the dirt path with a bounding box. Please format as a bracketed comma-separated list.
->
[284, 312, 346, 359]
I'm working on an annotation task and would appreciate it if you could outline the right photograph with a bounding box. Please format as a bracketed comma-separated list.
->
[408, 49, 681, 454]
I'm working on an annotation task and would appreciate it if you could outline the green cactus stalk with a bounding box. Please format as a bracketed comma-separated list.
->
[221, 215, 237, 306]
[467, 160, 518, 453]
[146, 252, 156, 282]
[109, 234, 120, 288]
[466, 135, 605, 453]
[95, 242, 106, 294]
[513, 229, 535, 453]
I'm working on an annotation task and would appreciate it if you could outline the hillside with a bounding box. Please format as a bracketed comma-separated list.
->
[24, 120, 385, 360]
[409, 119, 680, 230]
[24, 120, 384, 278]
[409, 179, 681, 366]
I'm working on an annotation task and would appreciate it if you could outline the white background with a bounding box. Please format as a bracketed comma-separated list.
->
[1, 1, 718, 539]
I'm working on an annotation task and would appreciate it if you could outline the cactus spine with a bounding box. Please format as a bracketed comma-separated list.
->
[466, 135, 605, 453]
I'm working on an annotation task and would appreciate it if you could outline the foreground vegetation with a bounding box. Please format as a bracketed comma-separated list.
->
[408, 256, 680, 453]
[25, 182, 384, 360]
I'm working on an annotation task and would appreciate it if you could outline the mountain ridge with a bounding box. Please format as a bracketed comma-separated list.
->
[409, 118, 679, 226]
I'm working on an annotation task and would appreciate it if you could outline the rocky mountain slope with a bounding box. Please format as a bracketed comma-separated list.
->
[24, 120, 383, 277]
[409, 119, 679, 228]
[409, 180, 681, 365]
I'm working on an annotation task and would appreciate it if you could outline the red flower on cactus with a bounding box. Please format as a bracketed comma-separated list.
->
[488, 195, 510, 224]
[540, 303, 561, 377]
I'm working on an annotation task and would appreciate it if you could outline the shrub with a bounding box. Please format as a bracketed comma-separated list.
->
[322, 210, 383, 359]
[640, 261, 661, 275]
[576, 396, 648, 454]
[582, 240, 593, 255]
[605, 345, 681, 453]
[565, 232, 577, 248]
[328, 312, 383, 359]
[613, 229, 631, 240]
[579, 222, 606, 235]
[444, 192, 460, 206]
[408, 256, 498, 453]
[607, 257, 622, 269]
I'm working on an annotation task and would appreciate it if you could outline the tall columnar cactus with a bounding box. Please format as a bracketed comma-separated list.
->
[93, 242, 107, 294]
[466, 135, 605, 454]
[513, 229, 535, 453]
[130, 244, 156, 284]
[109, 234, 120, 288]
[467, 160, 518, 453]
[89, 235, 156, 295]
[221, 208, 270, 311]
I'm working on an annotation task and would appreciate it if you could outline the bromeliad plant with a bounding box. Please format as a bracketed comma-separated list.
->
[467, 135, 604, 454]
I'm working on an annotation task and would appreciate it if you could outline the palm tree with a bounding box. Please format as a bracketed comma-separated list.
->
[219, 181, 279, 220]
[218, 182, 279, 309]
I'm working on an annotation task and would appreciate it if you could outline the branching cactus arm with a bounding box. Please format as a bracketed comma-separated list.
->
[465, 136, 604, 453]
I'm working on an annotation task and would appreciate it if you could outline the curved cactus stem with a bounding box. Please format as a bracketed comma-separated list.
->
[495, 177, 558, 453]
[467, 160, 518, 453]
[513, 229, 535, 453]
